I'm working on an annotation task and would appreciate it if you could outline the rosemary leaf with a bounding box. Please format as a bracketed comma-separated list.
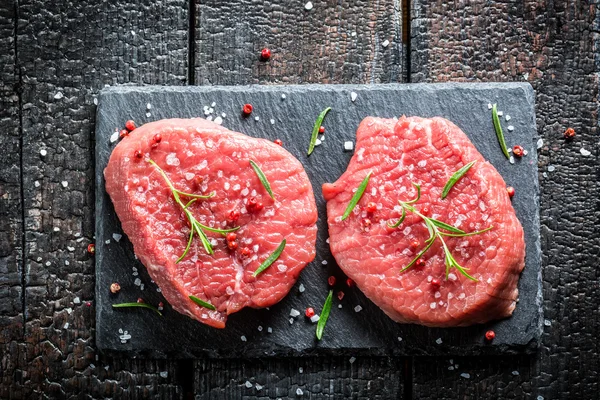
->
[316, 290, 333, 341]
[439, 225, 493, 238]
[400, 239, 435, 273]
[406, 182, 421, 204]
[112, 302, 163, 316]
[492, 104, 510, 159]
[253, 239, 286, 277]
[429, 219, 465, 234]
[199, 224, 240, 234]
[307, 107, 331, 156]
[176, 228, 195, 264]
[341, 172, 372, 221]
[175, 190, 215, 199]
[387, 207, 406, 228]
[250, 160, 275, 200]
[189, 295, 216, 311]
[441, 161, 476, 199]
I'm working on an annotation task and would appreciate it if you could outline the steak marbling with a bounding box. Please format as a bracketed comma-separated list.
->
[323, 116, 525, 327]
[105, 119, 318, 328]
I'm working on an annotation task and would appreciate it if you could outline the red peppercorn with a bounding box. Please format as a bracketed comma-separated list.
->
[242, 103, 253, 116]
[362, 218, 371, 227]
[240, 247, 252, 257]
[305, 307, 315, 318]
[227, 241, 238, 250]
[125, 120, 136, 131]
[226, 232, 237, 242]
[564, 127, 575, 139]
[328, 276, 336, 286]
[158, 302, 164, 309]
[431, 278, 441, 289]
[153, 133, 162, 143]
[119, 129, 129, 139]
[410, 240, 420, 249]
[110, 282, 121, 294]
[274, 139, 283, 146]
[415, 259, 426, 268]
[134, 149, 143, 159]
[512, 145, 524, 158]
[319, 126, 325, 134]
[254, 202, 264, 212]
[366, 202, 377, 213]
[137, 297, 144, 304]
[228, 209, 240, 222]
[506, 186, 515, 198]
[85, 301, 92, 307]
[247, 197, 264, 212]
[485, 330, 496, 341]
[421, 207, 430, 216]
[260, 48, 271, 61]
[337, 291, 345, 301]
[87, 243, 95, 254]
[346, 278, 354, 287]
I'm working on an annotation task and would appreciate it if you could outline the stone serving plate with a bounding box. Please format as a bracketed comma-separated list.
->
[95, 83, 542, 358]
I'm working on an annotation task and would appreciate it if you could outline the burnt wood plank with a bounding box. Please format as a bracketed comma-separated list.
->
[9, 0, 189, 397]
[411, 1, 599, 399]
[0, 1, 25, 396]
[195, 357, 406, 399]
[194, 0, 405, 85]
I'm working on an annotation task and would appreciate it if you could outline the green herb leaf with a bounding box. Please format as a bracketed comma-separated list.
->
[253, 239, 286, 277]
[341, 172, 372, 221]
[112, 302, 163, 316]
[307, 107, 331, 156]
[387, 207, 406, 228]
[148, 158, 239, 260]
[316, 290, 333, 341]
[429, 219, 465, 234]
[395, 182, 493, 281]
[406, 183, 421, 204]
[189, 295, 216, 311]
[492, 104, 510, 159]
[441, 161, 476, 199]
[249, 160, 275, 200]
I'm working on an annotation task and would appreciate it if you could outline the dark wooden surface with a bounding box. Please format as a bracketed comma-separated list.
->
[0, 0, 597, 398]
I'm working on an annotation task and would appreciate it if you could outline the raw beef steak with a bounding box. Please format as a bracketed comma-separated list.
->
[105, 118, 318, 328]
[323, 116, 525, 327]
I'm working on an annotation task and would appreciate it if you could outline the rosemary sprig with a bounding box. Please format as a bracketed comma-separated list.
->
[249, 160, 275, 200]
[389, 183, 493, 281]
[148, 159, 240, 261]
[492, 104, 510, 159]
[341, 171, 372, 221]
[441, 161, 476, 199]
[112, 302, 163, 316]
[189, 295, 216, 311]
[307, 107, 331, 156]
[316, 290, 333, 341]
[253, 239, 286, 277]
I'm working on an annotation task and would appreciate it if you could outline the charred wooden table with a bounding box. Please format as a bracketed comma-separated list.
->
[0, 1, 597, 399]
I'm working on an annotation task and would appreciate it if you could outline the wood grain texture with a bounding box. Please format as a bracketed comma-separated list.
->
[4, 0, 189, 397]
[411, 1, 599, 399]
[194, 0, 405, 85]
[195, 357, 406, 399]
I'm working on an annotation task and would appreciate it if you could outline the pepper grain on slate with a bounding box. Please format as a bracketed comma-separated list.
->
[513, 145, 524, 157]
[260, 48, 271, 61]
[564, 127, 576, 139]
[485, 330, 496, 341]
[87, 243, 95, 254]
[242, 104, 253, 116]
[507, 186, 515, 198]
[110, 283, 121, 294]
[125, 120, 136, 131]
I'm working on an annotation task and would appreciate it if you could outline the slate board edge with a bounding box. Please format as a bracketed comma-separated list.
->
[94, 83, 542, 358]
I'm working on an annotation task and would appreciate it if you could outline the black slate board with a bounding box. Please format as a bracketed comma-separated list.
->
[95, 83, 542, 358]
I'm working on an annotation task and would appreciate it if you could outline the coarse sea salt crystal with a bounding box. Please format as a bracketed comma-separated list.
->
[321, 260, 328, 265]
[382, 39, 389, 47]
[350, 92, 358, 102]
[281, 93, 286, 99]
[497, 111, 503, 116]
[548, 165, 555, 172]
[537, 138, 544, 149]
[310, 315, 320, 323]
[487, 103, 493, 109]
[344, 141, 354, 151]
[290, 308, 300, 317]
[315, 139, 322, 146]
[298, 284, 305, 293]
[54, 92, 63, 99]
[73, 297, 80, 304]
[354, 305, 362, 312]
[166, 153, 180, 166]
[267, 327, 273, 333]
[112, 233, 122, 242]
[278, 264, 287, 272]
[349, 356, 356, 364]
[505, 115, 511, 121]
[63, 323, 69, 329]
[512, 371, 520, 376]
[580, 148, 591, 156]
[245, 381, 252, 388]
[436, 338, 443, 344]
[270, 118, 275, 125]
[254, 116, 260, 121]
[35, 181, 40, 187]
[460, 373, 471, 379]
[507, 125, 514, 131]
[110, 131, 119, 143]
[214, 116, 223, 125]
[430, 302, 436, 309]
[544, 319, 552, 326]
[159, 371, 168, 378]
[304, 1, 313, 10]
[240, 335, 247, 342]
[509, 156, 515, 164]
[61, 181, 68, 188]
